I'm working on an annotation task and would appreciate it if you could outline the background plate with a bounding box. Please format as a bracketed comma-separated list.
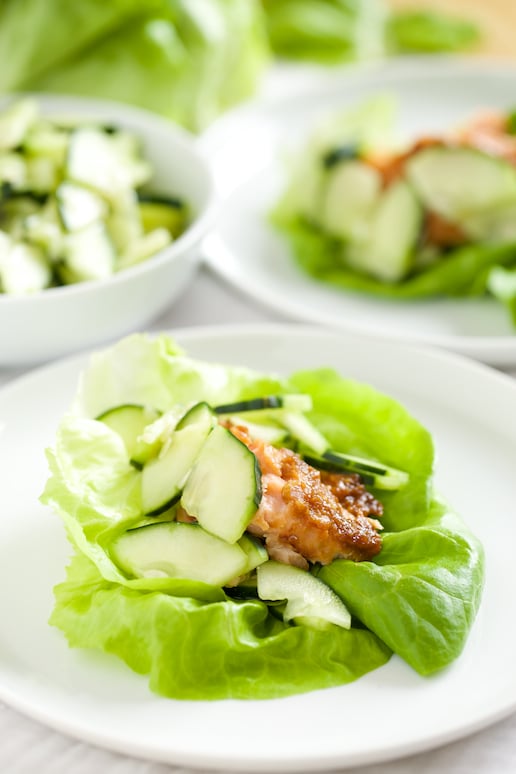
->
[202, 59, 516, 366]
[1, 325, 516, 770]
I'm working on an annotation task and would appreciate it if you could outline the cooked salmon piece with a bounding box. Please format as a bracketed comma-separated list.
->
[226, 422, 383, 569]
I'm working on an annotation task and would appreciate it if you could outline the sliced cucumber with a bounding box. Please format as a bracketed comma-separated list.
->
[141, 407, 214, 516]
[0, 240, 51, 294]
[257, 561, 351, 630]
[320, 160, 382, 241]
[0, 153, 27, 189]
[304, 450, 409, 490]
[321, 144, 360, 169]
[67, 127, 151, 199]
[25, 156, 59, 194]
[23, 199, 63, 257]
[117, 228, 171, 271]
[110, 522, 249, 586]
[214, 395, 312, 415]
[0, 99, 38, 152]
[56, 182, 107, 232]
[97, 404, 161, 461]
[58, 222, 115, 283]
[278, 412, 329, 456]
[227, 416, 289, 445]
[345, 179, 422, 283]
[138, 195, 188, 238]
[181, 424, 262, 544]
[225, 575, 259, 599]
[130, 405, 188, 469]
[176, 402, 214, 430]
[238, 534, 268, 573]
[407, 146, 516, 221]
[23, 121, 69, 163]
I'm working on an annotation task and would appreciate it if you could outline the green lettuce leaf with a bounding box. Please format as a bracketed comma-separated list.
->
[262, 0, 386, 63]
[0, 0, 269, 132]
[319, 500, 484, 674]
[388, 10, 481, 53]
[51, 551, 391, 700]
[272, 211, 516, 304]
[43, 333, 484, 699]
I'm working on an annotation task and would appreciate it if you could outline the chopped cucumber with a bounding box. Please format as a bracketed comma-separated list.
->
[407, 146, 516, 221]
[97, 404, 161, 461]
[130, 405, 188, 469]
[278, 412, 329, 456]
[58, 222, 115, 283]
[138, 195, 188, 238]
[320, 160, 382, 241]
[23, 199, 63, 258]
[238, 534, 268, 573]
[118, 228, 171, 271]
[304, 450, 409, 490]
[110, 522, 249, 586]
[0, 99, 38, 152]
[257, 561, 351, 630]
[0, 153, 27, 189]
[181, 424, 262, 544]
[56, 182, 107, 232]
[345, 179, 422, 283]
[214, 395, 312, 415]
[23, 121, 69, 163]
[67, 127, 151, 199]
[227, 416, 289, 445]
[141, 407, 214, 516]
[106, 189, 143, 253]
[0, 240, 51, 294]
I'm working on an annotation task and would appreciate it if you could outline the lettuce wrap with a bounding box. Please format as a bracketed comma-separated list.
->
[272, 96, 516, 323]
[42, 333, 484, 700]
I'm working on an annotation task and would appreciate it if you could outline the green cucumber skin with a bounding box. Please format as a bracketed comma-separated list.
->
[214, 396, 284, 414]
[144, 491, 182, 519]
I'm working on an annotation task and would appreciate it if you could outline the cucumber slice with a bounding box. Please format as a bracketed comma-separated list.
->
[345, 179, 422, 282]
[58, 222, 115, 283]
[25, 156, 59, 195]
[130, 405, 189, 469]
[138, 196, 188, 238]
[117, 228, 171, 271]
[214, 395, 312, 415]
[238, 534, 268, 573]
[278, 412, 329, 456]
[181, 424, 262, 544]
[67, 127, 150, 199]
[23, 199, 63, 257]
[23, 122, 69, 163]
[97, 404, 161, 461]
[257, 561, 351, 630]
[304, 451, 409, 490]
[141, 408, 214, 516]
[406, 146, 516, 220]
[0, 99, 38, 152]
[227, 416, 289, 445]
[0, 153, 27, 189]
[225, 575, 259, 599]
[56, 182, 107, 232]
[110, 522, 249, 586]
[0, 240, 51, 294]
[320, 160, 382, 241]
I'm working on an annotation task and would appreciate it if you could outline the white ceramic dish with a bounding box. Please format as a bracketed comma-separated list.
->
[202, 59, 516, 366]
[0, 94, 216, 366]
[0, 324, 515, 771]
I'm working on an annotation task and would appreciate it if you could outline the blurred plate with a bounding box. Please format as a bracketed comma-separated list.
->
[0, 324, 516, 770]
[202, 59, 516, 366]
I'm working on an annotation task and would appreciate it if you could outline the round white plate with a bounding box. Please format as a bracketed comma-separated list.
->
[1, 324, 516, 771]
[202, 59, 516, 366]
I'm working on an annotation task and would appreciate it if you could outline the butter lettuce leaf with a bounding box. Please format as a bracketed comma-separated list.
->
[51, 551, 391, 700]
[43, 333, 484, 699]
[272, 212, 516, 306]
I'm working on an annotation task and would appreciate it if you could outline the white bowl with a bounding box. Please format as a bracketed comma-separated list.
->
[0, 94, 216, 365]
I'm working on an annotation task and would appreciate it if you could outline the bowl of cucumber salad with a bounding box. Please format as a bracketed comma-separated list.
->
[0, 95, 215, 364]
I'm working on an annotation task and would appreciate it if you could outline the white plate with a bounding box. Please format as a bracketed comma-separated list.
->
[1, 324, 516, 771]
[202, 59, 516, 366]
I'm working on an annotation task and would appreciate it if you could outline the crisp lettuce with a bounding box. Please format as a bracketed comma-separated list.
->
[262, 0, 386, 63]
[388, 10, 481, 53]
[0, 0, 269, 132]
[271, 212, 516, 301]
[43, 333, 484, 699]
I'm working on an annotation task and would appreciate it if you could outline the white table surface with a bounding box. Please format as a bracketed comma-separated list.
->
[1, 265, 516, 774]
